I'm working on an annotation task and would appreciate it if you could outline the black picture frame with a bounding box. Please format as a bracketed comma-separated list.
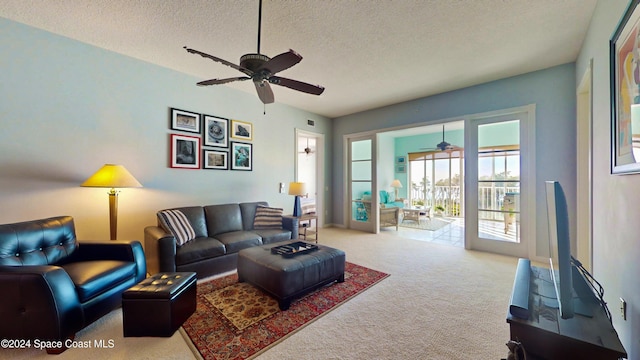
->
[170, 108, 201, 133]
[203, 115, 229, 148]
[203, 149, 229, 170]
[231, 142, 252, 171]
[610, 0, 640, 174]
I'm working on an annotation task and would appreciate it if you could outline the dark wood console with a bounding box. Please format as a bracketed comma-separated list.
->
[506, 263, 626, 359]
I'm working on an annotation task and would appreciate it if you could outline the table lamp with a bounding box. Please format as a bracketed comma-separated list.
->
[390, 179, 403, 198]
[288, 182, 307, 217]
[81, 164, 142, 240]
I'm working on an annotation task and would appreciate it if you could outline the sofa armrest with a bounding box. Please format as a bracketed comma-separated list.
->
[60, 240, 147, 283]
[0, 266, 84, 341]
[282, 215, 299, 240]
[144, 225, 177, 275]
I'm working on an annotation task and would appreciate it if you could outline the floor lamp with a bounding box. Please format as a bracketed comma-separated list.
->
[288, 182, 307, 217]
[81, 164, 142, 240]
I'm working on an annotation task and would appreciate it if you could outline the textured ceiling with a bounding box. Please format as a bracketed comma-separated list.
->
[0, 0, 597, 118]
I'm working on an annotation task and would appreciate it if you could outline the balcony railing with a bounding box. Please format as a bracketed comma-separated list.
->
[410, 185, 519, 220]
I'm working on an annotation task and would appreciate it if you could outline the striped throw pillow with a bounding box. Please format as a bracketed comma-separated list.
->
[158, 209, 196, 246]
[253, 206, 283, 229]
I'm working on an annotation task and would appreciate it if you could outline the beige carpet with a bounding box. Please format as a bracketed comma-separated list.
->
[0, 227, 517, 360]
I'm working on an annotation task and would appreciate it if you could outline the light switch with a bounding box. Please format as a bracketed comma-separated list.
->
[279, 182, 285, 193]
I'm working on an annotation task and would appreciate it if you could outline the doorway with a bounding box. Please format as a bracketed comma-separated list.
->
[352, 105, 536, 257]
[346, 134, 378, 233]
[295, 129, 325, 226]
[465, 105, 536, 258]
[576, 60, 593, 271]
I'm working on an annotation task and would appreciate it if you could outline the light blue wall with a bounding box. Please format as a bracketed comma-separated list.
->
[332, 63, 577, 257]
[576, 0, 639, 356]
[0, 18, 331, 241]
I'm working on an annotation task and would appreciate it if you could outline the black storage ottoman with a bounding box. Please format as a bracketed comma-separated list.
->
[122, 272, 197, 337]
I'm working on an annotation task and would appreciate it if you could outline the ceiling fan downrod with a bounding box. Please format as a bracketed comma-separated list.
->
[257, 0, 262, 54]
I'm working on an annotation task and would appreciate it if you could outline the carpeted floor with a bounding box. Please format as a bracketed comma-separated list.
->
[181, 262, 389, 359]
[0, 227, 518, 360]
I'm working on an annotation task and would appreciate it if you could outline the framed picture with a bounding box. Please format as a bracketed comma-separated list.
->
[231, 119, 253, 141]
[396, 155, 406, 164]
[396, 164, 406, 173]
[203, 149, 228, 170]
[170, 134, 200, 169]
[203, 115, 229, 148]
[231, 142, 252, 171]
[170, 108, 200, 133]
[610, 0, 640, 174]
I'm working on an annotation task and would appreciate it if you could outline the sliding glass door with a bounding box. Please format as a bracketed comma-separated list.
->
[348, 135, 377, 233]
[465, 107, 535, 257]
[409, 150, 463, 216]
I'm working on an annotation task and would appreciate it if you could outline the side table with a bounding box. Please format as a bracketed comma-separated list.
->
[296, 213, 318, 243]
[402, 207, 430, 224]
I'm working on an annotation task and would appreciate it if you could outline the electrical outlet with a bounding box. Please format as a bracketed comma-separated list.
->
[279, 182, 285, 194]
[620, 298, 627, 320]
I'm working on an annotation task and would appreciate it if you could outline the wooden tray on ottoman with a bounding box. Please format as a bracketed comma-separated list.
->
[270, 241, 318, 257]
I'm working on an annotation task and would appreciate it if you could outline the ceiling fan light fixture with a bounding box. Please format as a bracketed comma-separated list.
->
[420, 124, 460, 152]
[183, 0, 325, 105]
[240, 53, 270, 70]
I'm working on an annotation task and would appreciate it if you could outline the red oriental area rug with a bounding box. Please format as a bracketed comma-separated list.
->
[181, 262, 389, 360]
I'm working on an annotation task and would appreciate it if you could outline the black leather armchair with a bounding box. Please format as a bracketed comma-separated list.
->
[0, 216, 146, 353]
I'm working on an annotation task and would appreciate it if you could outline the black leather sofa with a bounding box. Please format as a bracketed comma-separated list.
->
[144, 201, 298, 278]
[0, 216, 146, 353]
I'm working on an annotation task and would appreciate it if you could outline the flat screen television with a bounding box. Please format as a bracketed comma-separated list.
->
[545, 180, 574, 319]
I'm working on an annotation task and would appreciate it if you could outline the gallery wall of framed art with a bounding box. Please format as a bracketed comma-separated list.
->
[168, 107, 253, 171]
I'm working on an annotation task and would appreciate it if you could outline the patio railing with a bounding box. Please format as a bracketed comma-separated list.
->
[410, 185, 519, 220]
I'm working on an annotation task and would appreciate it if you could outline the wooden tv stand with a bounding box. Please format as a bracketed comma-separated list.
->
[506, 263, 626, 359]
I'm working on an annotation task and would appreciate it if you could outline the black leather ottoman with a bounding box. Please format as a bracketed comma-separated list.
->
[122, 272, 197, 337]
[237, 242, 346, 310]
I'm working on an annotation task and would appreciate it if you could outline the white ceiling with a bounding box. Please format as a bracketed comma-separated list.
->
[0, 0, 597, 119]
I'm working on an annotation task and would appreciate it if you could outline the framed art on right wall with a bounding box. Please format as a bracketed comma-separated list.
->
[231, 142, 252, 171]
[610, 0, 640, 174]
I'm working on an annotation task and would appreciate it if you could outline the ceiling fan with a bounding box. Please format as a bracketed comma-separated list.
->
[183, 0, 325, 104]
[299, 138, 314, 155]
[421, 124, 460, 152]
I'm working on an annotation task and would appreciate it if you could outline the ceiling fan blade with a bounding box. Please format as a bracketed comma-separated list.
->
[258, 50, 302, 74]
[254, 81, 274, 104]
[269, 76, 325, 95]
[184, 46, 253, 76]
[197, 76, 250, 86]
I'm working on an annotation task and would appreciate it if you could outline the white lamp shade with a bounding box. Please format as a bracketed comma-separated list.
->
[390, 179, 403, 188]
